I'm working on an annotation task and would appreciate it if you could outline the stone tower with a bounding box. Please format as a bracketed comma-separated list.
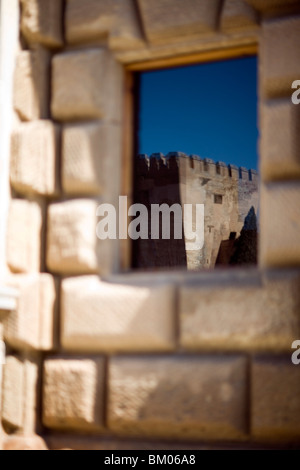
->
[134, 153, 259, 270]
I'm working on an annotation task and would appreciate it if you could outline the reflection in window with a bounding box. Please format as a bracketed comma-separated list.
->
[133, 57, 259, 271]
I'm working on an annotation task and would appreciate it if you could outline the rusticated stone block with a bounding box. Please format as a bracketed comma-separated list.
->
[22, 358, 40, 434]
[61, 276, 175, 352]
[221, 0, 258, 32]
[4, 274, 56, 351]
[251, 357, 300, 440]
[109, 0, 145, 51]
[2, 355, 41, 435]
[39, 276, 58, 351]
[3, 435, 48, 451]
[180, 270, 300, 352]
[137, 0, 221, 44]
[260, 16, 300, 98]
[43, 358, 105, 431]
[108, 356, 247, 440]
[260, 99, 300, 182]
[6, 199, 42, 273]
[10, 121, 59, 196]
[47, 200, 99, 275]
[51, 49, 123, 122]
[48, 199, 121, 276]
[66, 0, 144, 50]
[260, 183, 300, 267]
[20, 0, 63, 48]
[62, 122, 121, 196]
[13, 47, 50, 121]
[2, 356, 24, 430]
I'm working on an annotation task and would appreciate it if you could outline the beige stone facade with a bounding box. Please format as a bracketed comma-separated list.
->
[0, 0, 299, 450]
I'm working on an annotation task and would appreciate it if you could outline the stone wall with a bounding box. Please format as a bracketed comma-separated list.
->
[0, 0, 300, 450]
[134, 153, 258, 270]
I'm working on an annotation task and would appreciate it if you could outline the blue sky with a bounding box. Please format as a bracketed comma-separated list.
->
[138, 56, 258, 170]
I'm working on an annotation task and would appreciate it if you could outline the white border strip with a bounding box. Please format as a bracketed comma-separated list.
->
[0, 0, 20, 280]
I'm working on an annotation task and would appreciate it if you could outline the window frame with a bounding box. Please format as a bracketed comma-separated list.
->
[120, 44, 258, 272]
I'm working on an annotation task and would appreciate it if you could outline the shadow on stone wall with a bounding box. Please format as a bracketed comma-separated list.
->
[216, 207, 258, 267]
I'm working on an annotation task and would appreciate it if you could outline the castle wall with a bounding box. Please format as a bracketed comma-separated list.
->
[135, 153, 259, 270]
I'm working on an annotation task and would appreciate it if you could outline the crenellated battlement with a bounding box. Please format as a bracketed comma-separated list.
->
[135, 151, 259, 270]
[137, 153, 259, 183]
